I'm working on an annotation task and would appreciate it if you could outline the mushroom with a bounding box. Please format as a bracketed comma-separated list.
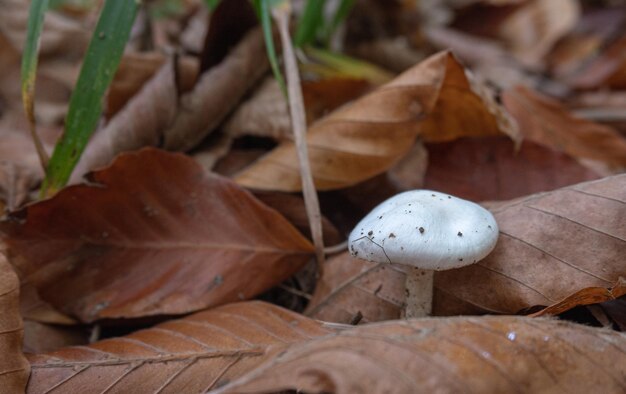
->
[348, 190, 498, 318]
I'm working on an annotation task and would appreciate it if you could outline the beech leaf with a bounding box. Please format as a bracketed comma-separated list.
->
[26, 301, 335, 393]
[216, 316, 626, 394]
[1, 148, 314, 322]
[422, 136, 601, 202]
[437, 174, 626, 316]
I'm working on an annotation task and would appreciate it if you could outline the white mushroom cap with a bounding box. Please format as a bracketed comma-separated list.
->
[348, 190, 498, 270]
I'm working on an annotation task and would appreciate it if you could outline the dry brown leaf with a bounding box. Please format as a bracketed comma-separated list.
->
[387, 141, 429, 190]
[451, 0, 579, 68]
[163, 27, 268, 151]
[567, 36, 626, 90]
[26, 301, 335, 394]
[216, 316, 626, 394]
[546, 7, 625, 83]
[503, 86, 626, 172]
[497, 0, 580, 68]
[424, 26, 536, 90]
[106, 53, 199, 118]
[223, 77, 291, 140]
[235, 51, 519, 192]
[0, 253, 29, 393]
[437, 174, 626, 315]
[531, 277, 626, 317]
[306, 252, 406, 324]
[423, 136, 601, 201]
[1, 149, 313, 322]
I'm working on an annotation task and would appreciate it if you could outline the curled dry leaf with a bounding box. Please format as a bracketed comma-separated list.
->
[308, 176, 626, 322]
[163, 27, 268, 152]
[531, 277, 626, 317]
[1, 149, 314, 322]
[106, 52, 199, 118]
[503, 85, 626, 172]
[216, 316, 626, 394]
[0, 254, 29, 393]
[235, 51, 519, 192]
[26, 301, 335, 394]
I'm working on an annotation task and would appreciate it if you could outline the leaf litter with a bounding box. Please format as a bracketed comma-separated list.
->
[0, 1, 625, 393]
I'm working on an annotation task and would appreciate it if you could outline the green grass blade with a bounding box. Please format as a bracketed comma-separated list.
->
[321, 0, 354, 45]
[294, 0, 326, 47]
[41, 0, 139, 196]
[254, 0, 286, 96]
[21, 0, 50, 170]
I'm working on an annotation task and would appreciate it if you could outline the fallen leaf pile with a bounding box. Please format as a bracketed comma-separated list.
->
[1, 0, 625, 393]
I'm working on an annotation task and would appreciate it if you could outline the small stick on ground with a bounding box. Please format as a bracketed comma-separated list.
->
[273, 4, 325, 276]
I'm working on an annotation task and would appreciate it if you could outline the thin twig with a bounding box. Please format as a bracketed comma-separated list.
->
[273, 4, 325, 276]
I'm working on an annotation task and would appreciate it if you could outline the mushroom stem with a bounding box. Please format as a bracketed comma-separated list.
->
[404, 267, 433, 318]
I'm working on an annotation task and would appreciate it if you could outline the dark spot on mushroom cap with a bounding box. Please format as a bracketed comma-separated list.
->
[448, 196, 451, 199]
[419, 227, 425, 234]
[368, 230, 373, 236]
[389, 233, 396, 238]
[378, 215, 383, 219]
[458, 231, 463, 237]
[431, 194, 436, 197]
[459, 258, 463, 261]
[488, 225, 492, 230]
